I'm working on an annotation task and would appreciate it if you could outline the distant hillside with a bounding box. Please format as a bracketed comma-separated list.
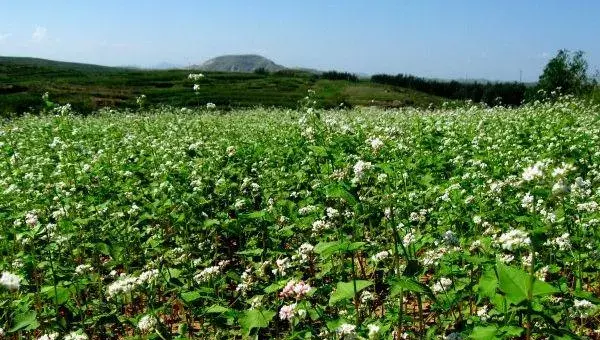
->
[192, 54, 285, 72]
[0, 56, 129, 73]
[0, 55, 446, 115]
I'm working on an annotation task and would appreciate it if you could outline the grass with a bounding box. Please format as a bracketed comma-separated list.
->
[0, 56, 443, 115]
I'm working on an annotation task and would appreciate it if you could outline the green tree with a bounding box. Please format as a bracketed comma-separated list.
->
[538, 49, 591, 95]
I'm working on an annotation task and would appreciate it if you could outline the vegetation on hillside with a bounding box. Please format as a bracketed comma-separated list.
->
[371, 74, 528, 106]
[0, 57, 443, 116]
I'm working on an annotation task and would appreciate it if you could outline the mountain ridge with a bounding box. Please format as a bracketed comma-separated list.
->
[190, 54, 285, 72]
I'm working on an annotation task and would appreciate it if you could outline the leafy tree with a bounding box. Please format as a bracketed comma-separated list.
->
[253, 67, 269, 75]
[538, 49, 591, 95]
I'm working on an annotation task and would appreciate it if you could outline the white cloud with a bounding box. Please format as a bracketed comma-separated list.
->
[0, 33, 12, 42]
[32, 26, 47, 42]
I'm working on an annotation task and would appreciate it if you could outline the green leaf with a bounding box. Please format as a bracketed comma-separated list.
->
[204, 219, 220, 228]
[205, 305, 231, 314]
[325, 184, 357, 205]
[236, 248, 263, 257]
[402, 259, 422, 277]
[264, 280, 288, 294]
[469, 326, 498, 339]
[329, 280, 373, 305]
[96, 242, 111, 255]
[9, 311, 39, 332]
[314, 241, 342, 259]
[389, 277, 435, 300]
[531, 278, 559, 296]
[499, 326, 524, 337]
[496, 263, 558, 305]
[343, 242, 366, 252]
[496, 263, 528, 304]
[180, 291, 201, 303]
[308, 145, 328, 157]
[239, 309, 275, 335]
[419, 174, 434, 186]
[41, 285, 71, 305]
[477, 267, 498, 301]
[168, 268, 182, 279]
[245, 210, 266, 219]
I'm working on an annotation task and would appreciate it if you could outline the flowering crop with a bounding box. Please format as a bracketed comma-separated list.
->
[0, 96, 599, 338]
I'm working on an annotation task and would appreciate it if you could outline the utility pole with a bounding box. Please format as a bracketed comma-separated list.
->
[519, 69, 523, 82]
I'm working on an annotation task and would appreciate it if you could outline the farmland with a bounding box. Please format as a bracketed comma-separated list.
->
[1, 94, 599, 339]
[0, 57, 444, 116]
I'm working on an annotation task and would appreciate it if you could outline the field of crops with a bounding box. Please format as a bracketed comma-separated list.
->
[1, 95, 600, 339]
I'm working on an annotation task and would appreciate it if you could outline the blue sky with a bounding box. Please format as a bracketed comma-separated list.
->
[0, 0, 598, 81]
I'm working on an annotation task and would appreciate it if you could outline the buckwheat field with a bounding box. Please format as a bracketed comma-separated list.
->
[1, 95, 600, 339]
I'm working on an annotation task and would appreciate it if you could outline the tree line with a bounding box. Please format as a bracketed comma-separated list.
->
[370, 74, 527, 106]
[370, 50, 597, 106]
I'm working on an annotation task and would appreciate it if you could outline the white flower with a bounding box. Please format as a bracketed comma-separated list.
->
[366, 137, 384, 152]
[353, 160, 372, 181]
[337, 323, 357, 336]
[279, 303, 296, 321]
[138, 314, 158, 333]
[0, 271, 21, 291]
[402, 230, 416, 247]
[496, 229, 530, 251]
[280, 280, 311, 298]
[421, 248, 445, 266]
[521, 192, 534, 210]
[522, 162, 545, 181]
[577, 201, 599, 212]
[137, 269, 159, 283]
[445, 332, 462, 340]
[226, 146, 236, 156]
[136, 94, 146, 106]
[235, 268, 254, 294]
[545, 233, 571, 251]
[75, 264, 93, 275]
[311, 219, 331, 233]
[498, 254, 514, 264]
[367, 324, 380, 339]
[194, 265, 221, 283]
[477, 305, 490, 321]
[571, 299, 597, 318]
[299, 205, 318, 215]
[206, 102, 216, 109]
[551, 163, 575, 177]
[106, 275, 138, 298]
[470, 240, 482, 252]
[326, 207, 340, 219]
[296, 243, 314, 262]
[371, 250, 390, 262]
[361, 290, 375, 303]
[272, 257, 291, 276]
[193, 84, 201, 92]
[234, 199, 246, 209]
[37, 332, 59, 340]
[432, 277, 452, 293]
[25, 211, 39, 227]
[63, 331, 88, 340]
[188, 73, 204, 81]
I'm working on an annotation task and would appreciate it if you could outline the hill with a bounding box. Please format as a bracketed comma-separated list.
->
[192, 54, 285, 72]
[0, 56, 128, 74]
[0, 56, 444, 115]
